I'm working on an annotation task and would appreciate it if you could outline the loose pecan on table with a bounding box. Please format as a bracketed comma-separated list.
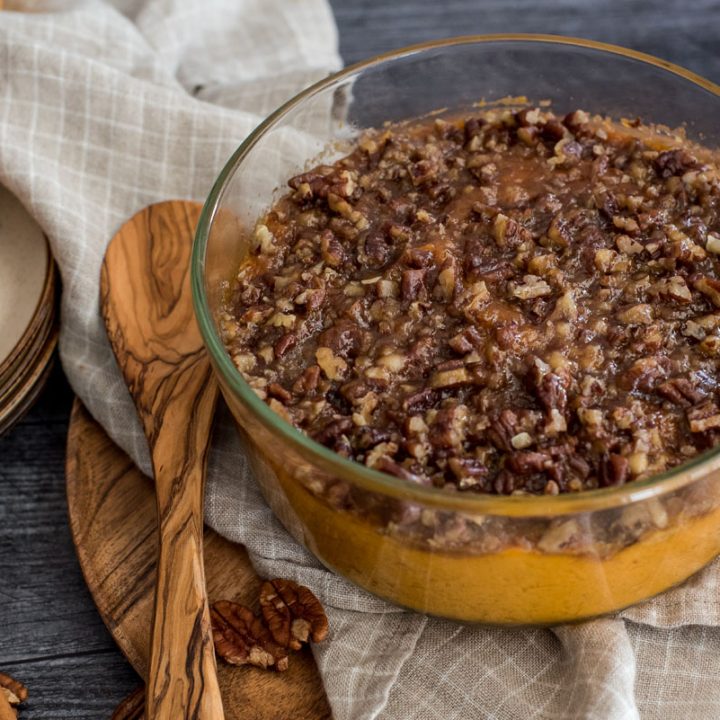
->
[0, 672, 28, 720]
[211, 579, 328, 672]
[211, 600, 290, 672]
[260, 579, 330, 651]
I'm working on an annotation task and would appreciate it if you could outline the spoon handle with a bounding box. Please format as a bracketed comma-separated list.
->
[145, 367, 224, 720]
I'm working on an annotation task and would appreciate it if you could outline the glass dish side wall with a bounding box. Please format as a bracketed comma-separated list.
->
[197, 37, 720, 624]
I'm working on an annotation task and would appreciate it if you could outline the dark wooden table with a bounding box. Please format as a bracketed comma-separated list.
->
[1, 1, 719, 717]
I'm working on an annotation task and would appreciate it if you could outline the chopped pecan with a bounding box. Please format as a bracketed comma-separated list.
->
[661, 276, 693, 304]
[618, 356, 668, 392]
[448, 331, 473, 355]
[688, 402, 720, 433]
[403, 387, 436, 413]
[507, 450, 550, 474]
[567, 454, 591, 481]
[447, 456, 488, 485]
[274, 332, 297, 358]
[211, 600, 289, 671]
[407, 336, 435, 365]
[260, 579, 329, 652]
[430, 366, 472, 389]
[316, 346, 348, 380]
[492, 214, 532, 249]
[516, 107, 543, 126]
[401, 268, 426, 301]
[694, 276, 720, 308]
[268, 383, 292, 404]
[318, 319, 363, 359]
[409, 158, 439, 186]
[313, 417, 353, 447]
[320, 229, 346, 267]
[403, 247, 435, 268]
[617, 304, 654, 325]
[289, 166, 357, 201]
[292, 365, 321, 395]
[541, 118, 566, 142]
[463, 117, 485, 145]
[355, 425, 392, 449]
[600, 454, 630, 487]
[361, 231, 393, 269]
[375, 456, 424, 483]
[654, 149, 698, 178]
[511, 275, 552, 300]
[595, 190, 619, 219]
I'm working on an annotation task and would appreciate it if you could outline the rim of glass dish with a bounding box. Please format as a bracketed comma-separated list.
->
[193, 33, 720, 516]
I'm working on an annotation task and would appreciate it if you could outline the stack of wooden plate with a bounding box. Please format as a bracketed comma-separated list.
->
[0, 184, 58, 435]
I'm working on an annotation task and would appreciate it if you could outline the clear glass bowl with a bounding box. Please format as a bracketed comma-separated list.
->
[193, 35, 720, 625]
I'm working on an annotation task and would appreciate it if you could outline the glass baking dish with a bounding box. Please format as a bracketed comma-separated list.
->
[193, 35, 720, 624]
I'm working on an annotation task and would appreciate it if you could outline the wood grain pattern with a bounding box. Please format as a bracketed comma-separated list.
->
[111, 687, 145, 720]
[66, 399, 332, 720]
[100, 202, 223, 719]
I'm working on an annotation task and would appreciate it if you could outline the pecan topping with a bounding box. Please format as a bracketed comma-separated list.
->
[654, 149, 698, 178]
[688, 402, 720, 433]
[526, 362, 568, 417]
[274, 332, 297, 358]
[260, 579, 329, 651]
[222, 105, 720, 496]
[600, 454, 630, 487]
[657, 378, 706, 406]
[401, 268, 426, 301]
[375, 456, 424, 483]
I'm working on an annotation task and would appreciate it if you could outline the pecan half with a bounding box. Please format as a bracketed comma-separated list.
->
[211, 600, 289, 671]
[260, 579, 329, 651]
[687, 402, 720, 433]
[0, 672, 27, 720]
[526, 361, 568, 417]
[657, 378, 705, 406]
[487, 408, 521, 452]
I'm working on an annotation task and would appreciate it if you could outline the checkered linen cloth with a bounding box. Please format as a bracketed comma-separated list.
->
[4, 2, 720, 718]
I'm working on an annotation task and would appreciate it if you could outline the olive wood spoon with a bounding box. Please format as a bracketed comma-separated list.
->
[100, 201, 224, 720]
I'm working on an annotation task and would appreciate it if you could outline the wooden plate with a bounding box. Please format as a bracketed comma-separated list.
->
[66, 399, 331, 719]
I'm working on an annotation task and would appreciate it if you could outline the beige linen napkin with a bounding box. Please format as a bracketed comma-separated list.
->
[3, 2, 720, 718]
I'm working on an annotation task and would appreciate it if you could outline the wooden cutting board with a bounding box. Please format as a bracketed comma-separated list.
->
[66, 399, 332, 719]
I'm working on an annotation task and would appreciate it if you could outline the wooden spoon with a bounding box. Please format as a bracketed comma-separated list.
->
[100, 201, 224, 719]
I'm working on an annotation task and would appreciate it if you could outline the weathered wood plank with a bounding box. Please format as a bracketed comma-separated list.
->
[334, 0, 720, 83]
[0, 653, 140, 719]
